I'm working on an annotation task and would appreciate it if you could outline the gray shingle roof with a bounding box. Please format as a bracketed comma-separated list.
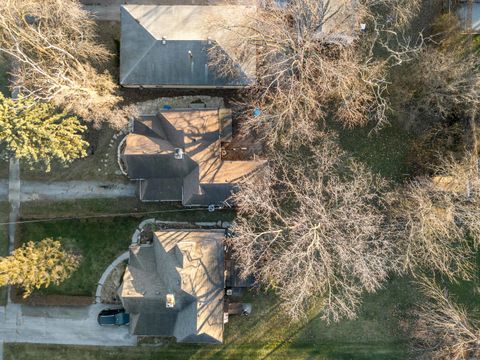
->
[122, 153, 197, 180]
[140, 178, 183, 201]
[120, 230, 225, 343]
[184, 183, 236, 206]
[121, 110, 265, 205]
[120, 5, 255, 88]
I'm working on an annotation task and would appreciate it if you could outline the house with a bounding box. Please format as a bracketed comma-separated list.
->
[120, 108, 265, 206]
[120, 5, 256, 88]
[118, 229, 225, 343]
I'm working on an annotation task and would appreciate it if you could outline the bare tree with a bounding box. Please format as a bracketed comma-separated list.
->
[411, 277, 480, 360]
[229, 137, 396, 322]
[0, 0, 131, 128]
[389, 155, 480, 281]
[209, 0, 421, 147]
[393, 14, 480, 122]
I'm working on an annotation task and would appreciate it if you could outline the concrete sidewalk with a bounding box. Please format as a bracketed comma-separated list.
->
[82, 1, 254, 21]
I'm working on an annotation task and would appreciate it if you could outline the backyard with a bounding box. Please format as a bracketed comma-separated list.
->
[5, 277, 415, 359]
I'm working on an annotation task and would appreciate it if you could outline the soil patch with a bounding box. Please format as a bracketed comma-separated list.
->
[11, 287, 92, 306]
[100, 261, 126, 304]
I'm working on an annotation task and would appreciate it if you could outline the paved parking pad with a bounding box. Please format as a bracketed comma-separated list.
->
[0, 304, 136, 346]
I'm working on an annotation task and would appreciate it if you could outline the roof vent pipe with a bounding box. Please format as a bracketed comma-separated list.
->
[174, 148, 184, 160]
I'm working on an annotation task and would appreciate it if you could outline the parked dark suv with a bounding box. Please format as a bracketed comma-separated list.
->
[97, 308, 130, 326]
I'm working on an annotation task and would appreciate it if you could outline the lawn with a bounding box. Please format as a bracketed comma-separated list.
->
[19, 198, 235, 223]
[4, 277, 414, 359]
[0, 54, 9, 96]
[337, 121, 415, 182]
[16, 216, 137, 296]
[15, 200, 234, 297]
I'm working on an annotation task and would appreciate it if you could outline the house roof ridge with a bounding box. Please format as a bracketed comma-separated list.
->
[120, 6, 157, 84]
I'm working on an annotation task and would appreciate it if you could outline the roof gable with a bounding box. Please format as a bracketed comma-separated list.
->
[120, 5, 255, 87]
[120, 230, 225, 343]
[119, 6, 157, 85]
[121, 110, 266, 204]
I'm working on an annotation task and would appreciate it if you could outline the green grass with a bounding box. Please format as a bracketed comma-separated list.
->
[337, 122, 414, 182]
[19, 198, 235, 223]
[0, 55, 10, 96]
[17, 217, 137, 296]
[16, 200, 234, 297]
[4, 342, 407, 360]
[4, 278, 414, 359]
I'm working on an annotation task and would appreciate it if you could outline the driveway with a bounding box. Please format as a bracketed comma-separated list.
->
[0, 180, 136, 202]
[19, 181, 137, 201]
[0, 303, 136, 346]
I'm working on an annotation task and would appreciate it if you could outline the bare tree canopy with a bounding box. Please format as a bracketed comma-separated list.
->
[0, 0, 130, 128]
[389, 156, 480, 281]
[393, 14, 480, 122]
[411, 278, 480, 360]
[209, 0, 421, 147]
[229, 137, 396, 322]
